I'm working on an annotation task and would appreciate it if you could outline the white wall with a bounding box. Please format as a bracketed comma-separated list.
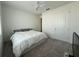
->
[42, 2, 79, 44]
[2, 5, 41, 41]
[0, 2, 2, 56]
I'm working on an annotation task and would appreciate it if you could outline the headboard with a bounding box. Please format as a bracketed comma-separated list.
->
[13, 28, 32, 33]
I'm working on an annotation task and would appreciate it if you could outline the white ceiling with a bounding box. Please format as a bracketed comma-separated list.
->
[1, 1, 73, 15]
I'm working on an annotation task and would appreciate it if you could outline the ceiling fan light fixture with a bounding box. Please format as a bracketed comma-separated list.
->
[35, 1, 46, 11]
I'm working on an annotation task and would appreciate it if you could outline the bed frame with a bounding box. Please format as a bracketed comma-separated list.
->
[72, 32, 79, 57]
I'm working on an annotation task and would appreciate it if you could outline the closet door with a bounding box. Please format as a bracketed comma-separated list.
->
[54, 7, 71, 43]
[53, 8, 66, 41]
[55, 12, 65, 40]
[70, 2, 79, 43]
[42, 6, 71, 43]
[64, 10, 71, 43]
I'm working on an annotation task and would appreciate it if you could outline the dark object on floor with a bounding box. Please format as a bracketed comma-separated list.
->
[3, 39, 71, 57]
[69, 54, 74, 57]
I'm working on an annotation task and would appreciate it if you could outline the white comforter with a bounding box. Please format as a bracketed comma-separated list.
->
[10, 30, 47, 57]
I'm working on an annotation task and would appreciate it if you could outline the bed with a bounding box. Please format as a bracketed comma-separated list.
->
[10, 29, 48, 57]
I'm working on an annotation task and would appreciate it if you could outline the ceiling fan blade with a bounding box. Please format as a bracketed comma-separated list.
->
[36, 7, 39, 11]
[35, 1, 46, 11]
[39, 4, 46, 7]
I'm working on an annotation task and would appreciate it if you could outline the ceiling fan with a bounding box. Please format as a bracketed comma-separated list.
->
[35, 1, 46, 11]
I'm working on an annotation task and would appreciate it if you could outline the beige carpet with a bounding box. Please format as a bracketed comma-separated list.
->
[3, 39, 71, 57]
